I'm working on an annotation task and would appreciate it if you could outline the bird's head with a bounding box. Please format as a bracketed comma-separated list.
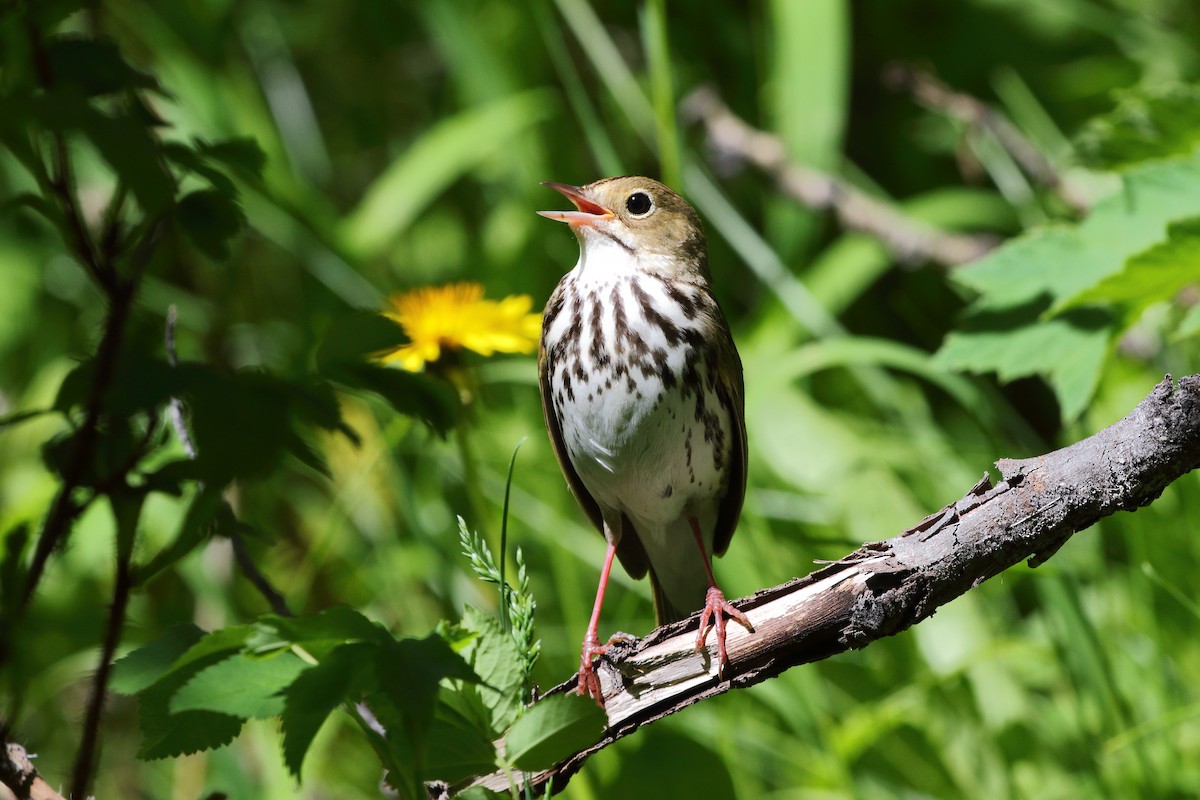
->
[538, 176, 708, 278]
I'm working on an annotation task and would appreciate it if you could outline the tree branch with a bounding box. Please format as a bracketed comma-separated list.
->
[450, 374, 1200, 797]
[681, 86, 999, 267]
[883, 63, 1090, 215]
[0, 738, 69, 800]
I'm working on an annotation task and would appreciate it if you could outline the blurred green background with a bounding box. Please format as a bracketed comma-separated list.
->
[3, 0, 1200, 797]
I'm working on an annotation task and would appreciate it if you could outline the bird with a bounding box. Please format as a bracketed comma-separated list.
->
[537, 176, 753, 704]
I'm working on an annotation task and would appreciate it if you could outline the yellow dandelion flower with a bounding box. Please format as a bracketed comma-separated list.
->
[379, 282, 542, 372]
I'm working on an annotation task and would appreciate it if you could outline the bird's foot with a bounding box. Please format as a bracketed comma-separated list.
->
[578, 632, 609, 706]
[695, 586, 754, 677]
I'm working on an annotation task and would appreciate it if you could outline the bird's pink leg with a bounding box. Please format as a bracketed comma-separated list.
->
[578, 540, 618, 706]
[689, 517, 753, 676]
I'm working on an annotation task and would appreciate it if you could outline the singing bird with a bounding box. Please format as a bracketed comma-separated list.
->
[537, 176, 752, 703]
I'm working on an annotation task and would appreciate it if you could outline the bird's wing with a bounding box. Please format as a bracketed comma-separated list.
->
[712, 328, 747, 558]
[538, 328, 650, 578]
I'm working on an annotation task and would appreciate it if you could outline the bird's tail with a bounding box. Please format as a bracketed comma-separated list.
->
[650, 569, 693, 625]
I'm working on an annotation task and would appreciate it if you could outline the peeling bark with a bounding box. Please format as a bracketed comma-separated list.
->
[434, 375, 1200, 798]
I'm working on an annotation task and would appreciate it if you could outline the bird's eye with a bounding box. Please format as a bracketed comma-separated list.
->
[625, 191, 654, 217]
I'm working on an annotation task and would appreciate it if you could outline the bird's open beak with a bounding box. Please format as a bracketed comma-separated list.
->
[537, 181, 613, 227]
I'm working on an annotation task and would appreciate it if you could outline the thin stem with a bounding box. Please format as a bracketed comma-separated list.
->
[20, 281, 135, 609]
[69, 549, 134, 799]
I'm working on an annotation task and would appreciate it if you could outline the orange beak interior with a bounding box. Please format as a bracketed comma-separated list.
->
[537, 181, 613, 226]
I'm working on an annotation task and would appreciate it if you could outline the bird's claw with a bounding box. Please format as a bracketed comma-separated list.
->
[578, 632, 609, 706]
[695, 586, 754, 678]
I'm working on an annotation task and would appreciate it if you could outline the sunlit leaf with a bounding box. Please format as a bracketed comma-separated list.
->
[459, 606, 525, 732]
[111, 624, 206, 695]
[936, 151, 1200, 420]
[280, 642, 373, 778]
[1058, 216, 1200, 331]
[171, 651, 308, 719]
[503, 692, 605, 770]
[425, 702, 499, 783]
[248, 606, 387, 657]
[1076, 83, 1200, 171]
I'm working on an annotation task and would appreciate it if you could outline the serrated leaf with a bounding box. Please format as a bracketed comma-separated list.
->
[315, 311, 410, 367]
[936, 152, 1200, 421]
[122, 626, 251, 759]
[425, 702, 498, 783]
[171, 651, 308, 719]
[503, 692, 606, 771]
[23, 89, 174, 212]
[1076, 83, 1200, 171]
[45, 37, 162, 97]
[196, 137, 267, 179]
[133, 486, 224, 584]
[171, 365, 351, 482]
[248, 606, 387, 656]
[323, 362, 458, 435]
[137, 703, 244, 760]
[460, 606, 525, 732]
[111, 624, 206, 695]
[1059, 216, 1200, 330]
[280, 642, 374, 778]
[374, 634, 481, 735]
[177, 189, 246, 260]
[315, 312, 457, 433]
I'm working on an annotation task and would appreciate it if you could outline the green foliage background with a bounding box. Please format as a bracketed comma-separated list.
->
[2, 0, 1200, 797]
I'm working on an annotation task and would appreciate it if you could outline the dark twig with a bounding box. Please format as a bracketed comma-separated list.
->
[231, 536, 293, 617]
[70, 553, 133, 799]
[448, 375, 1200, 797]
[883, 63, 1090, 214]
[20, 280, 135, 610]
[681, 86, 999, 268]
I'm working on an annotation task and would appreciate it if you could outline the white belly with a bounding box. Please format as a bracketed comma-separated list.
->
[543, 271, 731, 529]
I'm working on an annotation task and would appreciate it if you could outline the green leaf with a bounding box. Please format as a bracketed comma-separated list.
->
[248, 606, 387, 657]
[177, 189, 246, 260]
[1059, 216, 1200, 330]
[503, 692, 606, 771]
[23, 89, 174, 213]
[1176, 302, 1200, 339]
[315, 311, 409, 366]
[936, 151, 1200, 420]
[171, 651, 308, 719]
[0, 408, 54, 431]
[45, 37, 162, 97]
[1076, 83, 1200, 171]
[459, 606, 525, 732]
[280, 642, 373, 778]
[323, 362, 458, 435]
[374, 634, 481, 735]
[315, 311, 459, 433]
[339, 89, 554, 259]
[111, 624, 206, 695]
[133, 486, 224, 584]
[424, 702, 499, 783]
[168, 365, 352, 482]
[113, 625, 248, 759]
[195, 137, 267, 180]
